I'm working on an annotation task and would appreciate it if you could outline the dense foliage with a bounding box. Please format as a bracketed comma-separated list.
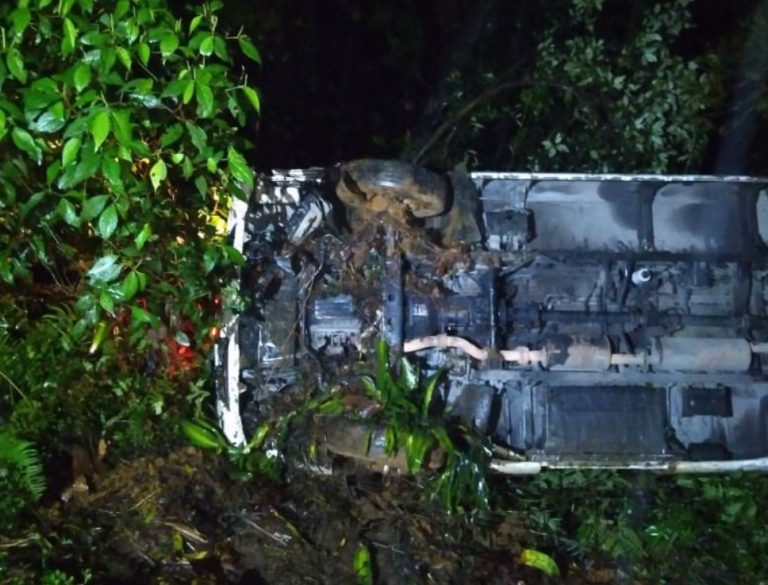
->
[515, 470, 768, 583]
[0, 0, 260, 531]
[426, 0, 723, 171]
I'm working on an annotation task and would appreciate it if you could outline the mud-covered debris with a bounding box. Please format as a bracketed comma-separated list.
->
[336, 159, 449, 220]
[317, 416, 445, 474]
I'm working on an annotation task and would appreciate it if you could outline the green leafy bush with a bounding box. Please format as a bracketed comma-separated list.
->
[514, 470, 768, 583]
[361, 339, 491, 515]
[0, 431, 45, 533]
[438, 0, 721, 172]
[0, 0, 261, 528]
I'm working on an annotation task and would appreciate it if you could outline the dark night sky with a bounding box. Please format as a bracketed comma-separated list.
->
[213, 0, 767, 173]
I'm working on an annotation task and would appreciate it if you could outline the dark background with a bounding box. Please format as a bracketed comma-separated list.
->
[203, 0, 768, 173]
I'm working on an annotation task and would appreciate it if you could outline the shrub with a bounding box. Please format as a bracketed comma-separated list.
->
[0, 0, 261, 525]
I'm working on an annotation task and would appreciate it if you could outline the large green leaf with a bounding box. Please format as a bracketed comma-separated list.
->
[73, 63, 92, 92]
[199, 35, 214, 56]
[57, 197, 79, 227]
[398, 357, 418, 392]
[195, 81, 214, 117]
[227, 146, 253, 188]
[99, 290, 116, 314]
[121, 271, 139, 301]
[101, 157, 123, 190]
[98, 204, 118, 239]
[29, 102, 67, 133]
[131, 305, 158, 327]
[10, 7, 32, 38]
[159, 32, 179, 57]
[61, 17, 77, 56]
[116, 47, 131, 71]
[113, 0, 130, 20]
[11, 128, 42, 164]
[519, 549, 560, 577]
[81, 195, 109, 221]
[61, 137, 81, 167]
[353, 543, 373, 585]
[182, 79, 195, 104]
[87, 255, 121, 284]
[57, 150, 102, 189]
[111, 110, 132, 146]
[238, 35, 262, 64]
[185, 122, 208, 153]
[241, 86, 261, 115]
[149, 159, 167, 191]
[23, 81, 60, 112]
[213, 37, 229, 62]
[189, 15, 203, 35]
[134, 223, 151, 250]
[6, 48, 27, 84]
[58, 0, 76, 18]
[90, 110, 111, 151]
[137, 42, 150, 66]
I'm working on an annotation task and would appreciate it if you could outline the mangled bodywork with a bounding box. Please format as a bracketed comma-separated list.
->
[216, 162, 768, 473]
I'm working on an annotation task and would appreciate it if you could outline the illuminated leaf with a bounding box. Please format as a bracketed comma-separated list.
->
[189, 14, 203, 34]
[6, 48, 27, 84]
[89, 322, 107, 354]
[131, 305, 156, 326]
[134, 223, 151, 250]
[87, 255, 121, 283]
[29, 103, 66, 133]
[73, 63, 92, 92]
[90, 110, 111, 151]
[98, 204, 118, 239]
[182, 79, 194, 104]
[57, 198, 79, 226]
[227, 146, 253, 188]
[99, 290, 115, 314]
[61, 17, 77, 57]
[174, 331, 190, 347]
[195, 81, 214, 117]
[137, 42, 150, 66]
[238, 35, 261, 64]
[353, 543, 373, 585]
[116, 47, 131, 70]
[121, 271, 139, 301]
[11, 128, 42, 164]
[241, 86, 261, 114]
[199, 34, 214, 56]
[149, 158, 167, 191]
[519, 549, 560, 577]
[159, 32, 179, 57]
[10, 7, 31, 37]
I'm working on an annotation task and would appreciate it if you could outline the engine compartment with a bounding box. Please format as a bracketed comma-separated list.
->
[217, 164, 768, 469]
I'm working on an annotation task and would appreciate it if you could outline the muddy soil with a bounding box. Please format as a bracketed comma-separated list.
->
[2, 445, 606, 585]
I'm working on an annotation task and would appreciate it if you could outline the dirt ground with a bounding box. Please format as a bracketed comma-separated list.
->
[3, 445, 608, 585]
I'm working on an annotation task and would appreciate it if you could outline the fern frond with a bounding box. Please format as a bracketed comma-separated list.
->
[40, 304, 86, 350]
[0, 432, 45, 500]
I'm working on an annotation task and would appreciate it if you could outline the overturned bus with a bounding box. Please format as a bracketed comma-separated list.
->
[215, 160, 768, 473]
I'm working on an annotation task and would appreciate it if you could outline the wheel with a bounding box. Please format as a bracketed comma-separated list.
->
[336, 159, 448, 218]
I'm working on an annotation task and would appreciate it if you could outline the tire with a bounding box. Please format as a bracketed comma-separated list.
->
[336, 159, 448, 218]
